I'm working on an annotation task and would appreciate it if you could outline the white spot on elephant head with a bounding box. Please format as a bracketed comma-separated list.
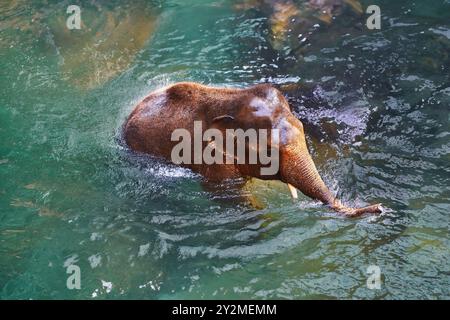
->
[277, 118, 301, 145]
[250, 88, 280, 117]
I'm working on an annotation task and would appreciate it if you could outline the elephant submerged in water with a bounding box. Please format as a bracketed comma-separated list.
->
[123, 82, 382, 216]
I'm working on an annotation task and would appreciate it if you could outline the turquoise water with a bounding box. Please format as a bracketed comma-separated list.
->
[1, 0, 449, 299]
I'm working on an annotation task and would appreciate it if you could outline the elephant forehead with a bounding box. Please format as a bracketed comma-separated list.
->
[249, 88, 281, 117]
[278, 118, 301, 144]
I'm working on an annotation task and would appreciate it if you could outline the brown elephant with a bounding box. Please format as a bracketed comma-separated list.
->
[123, 82, 382, 216]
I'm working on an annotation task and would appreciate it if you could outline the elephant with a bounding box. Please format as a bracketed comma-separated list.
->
[123, 82, 382, 216]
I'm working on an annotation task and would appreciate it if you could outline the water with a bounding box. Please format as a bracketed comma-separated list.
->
[0, 0, 449, 299]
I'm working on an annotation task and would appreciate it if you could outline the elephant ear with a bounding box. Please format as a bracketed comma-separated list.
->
[212, 115, 235, 124]
[210, 115, 235, 131]
[206, 115, 237, 163]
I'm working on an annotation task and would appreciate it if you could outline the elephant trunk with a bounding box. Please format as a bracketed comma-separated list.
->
[281, 143, 382, 216]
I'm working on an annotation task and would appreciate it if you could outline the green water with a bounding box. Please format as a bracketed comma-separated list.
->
[1, 0, 449, 299]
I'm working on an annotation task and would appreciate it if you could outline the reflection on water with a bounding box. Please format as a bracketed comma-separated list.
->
[49, 2, 158, 89]
[0, 0, 449, 299]
[234, 0, 364, 52]
[1, 0, 159, 89]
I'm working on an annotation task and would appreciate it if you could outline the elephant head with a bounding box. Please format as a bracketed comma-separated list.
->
[208, 84, 382, 216]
